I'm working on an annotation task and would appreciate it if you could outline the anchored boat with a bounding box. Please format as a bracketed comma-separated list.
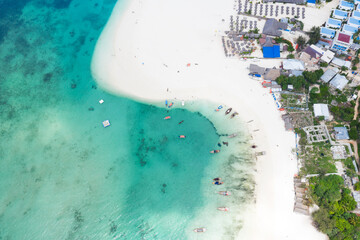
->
[218, 191, 231, 196]
[193, 228, 206, 233]
[210, 150, 220, 153]
[164, 116, 171, 120]
[217, 207, 229, 211]
[179, 135, 186, 139]
[225, 108, 232, 115]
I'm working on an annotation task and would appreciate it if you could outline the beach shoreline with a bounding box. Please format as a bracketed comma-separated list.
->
[91, 0, 328, 239]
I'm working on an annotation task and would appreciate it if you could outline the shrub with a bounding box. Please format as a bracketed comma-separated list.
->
[320, 62, 328, 68]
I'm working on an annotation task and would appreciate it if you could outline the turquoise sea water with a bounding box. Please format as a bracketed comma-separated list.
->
[0, 0, 254, 239]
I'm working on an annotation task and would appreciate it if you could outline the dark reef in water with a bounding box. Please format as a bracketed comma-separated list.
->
[53, 0, 72, 9]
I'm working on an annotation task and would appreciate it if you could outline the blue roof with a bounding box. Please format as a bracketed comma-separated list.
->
[340, 0, 354, 9]
[334, 9, 348, 18]
[343, 24, 358, 33]
[263, 45, 280, 58]
[334, 127, 349, 140]
[349, 17, 360, 26]
[353, 10, 360, 18]
[320, 27, 336, 37]
[307, 0, 316, 3]
[327, 18, 342, 27]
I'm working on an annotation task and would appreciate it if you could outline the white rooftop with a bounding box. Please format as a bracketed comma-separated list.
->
[283, 59, 305, 71]
[313, 104, 330, 120]
[320, 50, 335, 63]
[330, 74, 348, 90]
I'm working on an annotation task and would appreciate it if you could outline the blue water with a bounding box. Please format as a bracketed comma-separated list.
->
[0, 1, 254, 239]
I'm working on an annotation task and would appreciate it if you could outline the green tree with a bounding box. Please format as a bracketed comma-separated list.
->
[287, 54, 295, 59]
[320, 62, 328, 67]
[354, 182, 360, 191]
[297, 36, 306, 49]
[307, 26, 321, 45]
[341, 66, 349, 71]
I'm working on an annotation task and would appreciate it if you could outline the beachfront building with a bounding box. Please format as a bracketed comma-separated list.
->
[332, 9, 348, 20]
[331, 57, 352, 68]
[320, 50, 335, 63]
[331, 32, 353, 51]
[339, 0, 354, 11]
[264, 68, 281, 81]
[343, 24, 358, 35]
[307, 0, 316, 5]
[283, 59, 305, 71]
[317, 38, 333, 49]
[249, 64, 266, 76]
[320, 68, 338, 83]
[330, 74, 349, 90]
[334, 127, 350, 140]
[262, 19, 288, 37]
[321, 27, 336, 39]
[313, 104, 330, 120]
[326, 18, 342, 29]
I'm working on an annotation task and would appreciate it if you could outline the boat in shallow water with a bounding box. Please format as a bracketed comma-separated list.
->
[225, 108, 232, 115]
[210, 150, 220, 153]
[218, 191, 231, 196]
[193, 228, 206, 233]
[217, 207, 229, 211]
[164, 116, 171, 120]
[179, 135, 186, 138]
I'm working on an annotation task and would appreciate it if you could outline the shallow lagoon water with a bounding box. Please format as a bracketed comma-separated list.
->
[0, 0, 254, 239]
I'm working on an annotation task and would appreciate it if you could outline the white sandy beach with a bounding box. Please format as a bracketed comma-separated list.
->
[91, 0, 331, 239]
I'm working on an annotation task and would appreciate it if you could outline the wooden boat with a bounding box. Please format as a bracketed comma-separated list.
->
[179, 135, 186, 139]
[213, 178, 221, 181]
[217, 207, 229, 211]
[193, 228, 206, 233]
[164, 116, 171, 120]
[218, 191, 231, 196]
[228, 133, 237, 138]
[210, 150, 220, 153]
[212, 181, 224, 185]
[225, 108, 232, 115]
[230, 112, 238, 118]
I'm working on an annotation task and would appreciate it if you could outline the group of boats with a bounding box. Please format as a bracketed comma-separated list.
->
[193, 179, 231, 233]
[164, 101, 233, 234]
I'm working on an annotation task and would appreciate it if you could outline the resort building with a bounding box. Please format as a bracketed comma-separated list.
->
[348, 17, 360, 28]
[330, 74, 348, 90]
[331, 32, 353, 51]
[320, 50, 335, 63]
[313, 104, 330, 120]
[339, 0, 354, 11]
[282, 59, 305, 71]
[262, 19, 288, 37]
[334, 127, 350, 140]
[262, 38, 280, 58]
[326, 18, 342, 29]
[249, 64, 266, 76]
[352, 10, 360, 19]
[264, 68, 281, 81]
[307, 0, 316, 5]
[320, 27, 336, 39]
[320, 68, 338, 83]
[331, 57, 352, 68]
[317, 38, 333, 49]
[343, 24, 358, 35]
[332, 9, 348, 20]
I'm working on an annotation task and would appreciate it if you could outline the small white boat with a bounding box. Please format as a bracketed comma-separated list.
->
[182, 100, 185, 106]
[193, 228, 206, 233]
[217, 207, 229, 212]
[218, 191, 231, 196]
